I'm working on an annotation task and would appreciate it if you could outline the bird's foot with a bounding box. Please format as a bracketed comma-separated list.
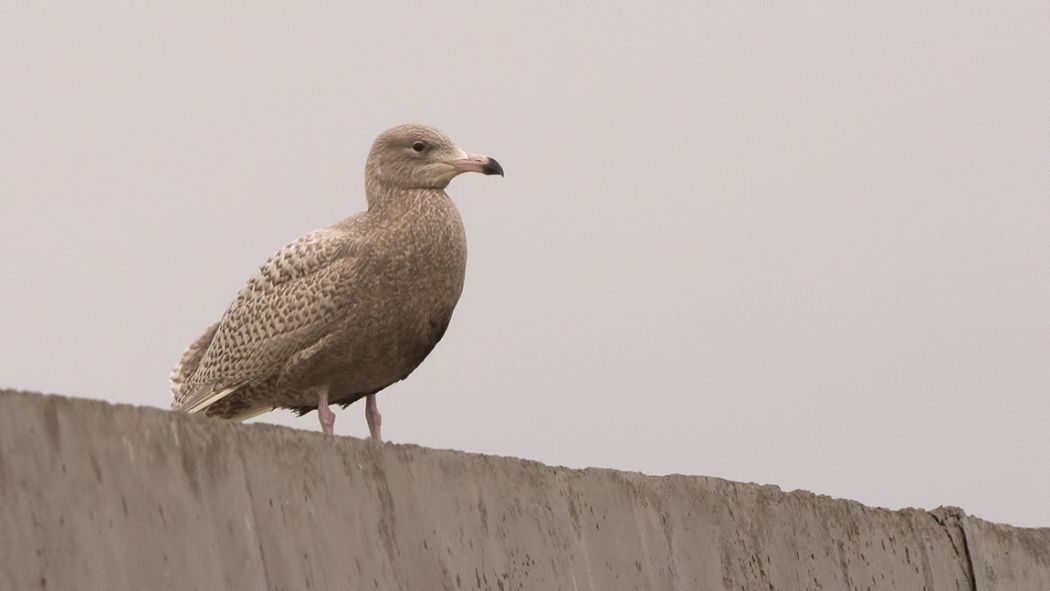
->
[317, 388, 336, 435]
[318, 405, 336, 435]
[365, 394, 382, 442]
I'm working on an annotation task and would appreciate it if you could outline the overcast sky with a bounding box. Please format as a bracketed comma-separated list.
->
[2, 3, 1047, 527]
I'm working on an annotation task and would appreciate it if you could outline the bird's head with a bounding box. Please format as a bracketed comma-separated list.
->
[365, 124, 503, 191]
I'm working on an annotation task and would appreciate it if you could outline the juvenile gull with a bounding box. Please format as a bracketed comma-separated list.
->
[170, 124, 503, 438]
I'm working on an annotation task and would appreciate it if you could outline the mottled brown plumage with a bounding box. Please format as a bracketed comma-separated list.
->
[170, 124, 502, 436]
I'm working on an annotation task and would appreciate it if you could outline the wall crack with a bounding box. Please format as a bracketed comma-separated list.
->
[931, 506, 978, 591]
[233, 430, 273, 591]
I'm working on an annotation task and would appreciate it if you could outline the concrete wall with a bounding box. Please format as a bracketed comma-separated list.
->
[1, 389, 1046, 591]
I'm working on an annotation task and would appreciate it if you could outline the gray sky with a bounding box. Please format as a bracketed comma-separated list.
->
[2, 3, 1047, 527]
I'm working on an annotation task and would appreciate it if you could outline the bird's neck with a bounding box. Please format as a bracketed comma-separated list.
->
[365, 180, 450, 218]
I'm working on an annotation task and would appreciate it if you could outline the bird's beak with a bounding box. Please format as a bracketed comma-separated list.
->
[448, 152, 504, 177]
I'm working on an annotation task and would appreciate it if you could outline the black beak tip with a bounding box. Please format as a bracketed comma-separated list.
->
[482, 157, 504, 177]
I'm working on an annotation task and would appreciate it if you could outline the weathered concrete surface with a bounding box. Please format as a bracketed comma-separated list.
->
[1, 390, 1046, 591]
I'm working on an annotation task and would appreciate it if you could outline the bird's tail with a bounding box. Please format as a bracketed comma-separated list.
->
[169, 322, 220, 406]
[231, 405, 274, 422]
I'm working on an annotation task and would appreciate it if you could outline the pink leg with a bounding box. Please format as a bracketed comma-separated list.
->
[317, 387, 336, 435]
[365, 394, 382, 441]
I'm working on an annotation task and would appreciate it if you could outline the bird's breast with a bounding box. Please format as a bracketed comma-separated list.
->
[329, 202, 467, 393]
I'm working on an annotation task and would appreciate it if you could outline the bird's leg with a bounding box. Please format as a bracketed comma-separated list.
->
[365, 394, 382, 441]
[317, 386, 336, 435]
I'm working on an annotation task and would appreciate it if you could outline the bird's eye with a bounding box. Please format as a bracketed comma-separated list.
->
[412, 142, 426, 153]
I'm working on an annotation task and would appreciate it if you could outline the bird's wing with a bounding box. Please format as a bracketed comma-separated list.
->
[171, 223, 361, 413]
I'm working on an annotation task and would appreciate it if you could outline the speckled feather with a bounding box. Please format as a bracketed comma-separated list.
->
[170, 124, 484, 420]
